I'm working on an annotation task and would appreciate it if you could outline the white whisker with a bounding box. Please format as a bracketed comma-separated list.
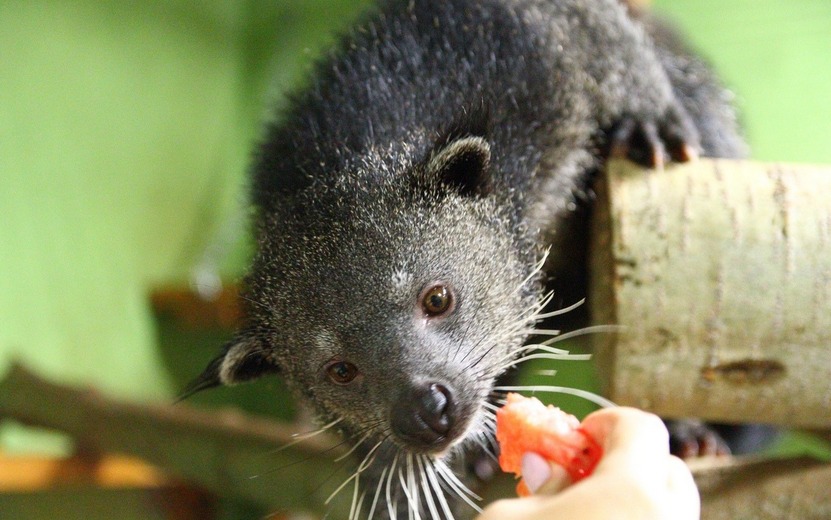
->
[398, 459, 417, 520]
[366, 466, 388, 520]
[518, 248, 549, 292]
[325, 468, 361, 506]
[416, 455, 441, 520]
[521, 328, 561, 336]
[419, 456, 455, 520]
[515, 293, 553, 326]
[325, 439, 383, 506]
[483, 342, 575, 376]
[336, 429, 374, 462]
[494, 385, 617, 408]
[534, 369, 559, 376]
[348, 474, 363, 520]
[532, 298, 586, 320]
[510, 352, 592, 364]
[475, 409, 499, 452]
[478, 325, 622, 380]
[291, 417, 342, 439]
[482, 427, 499, 453]
[327, 469, 360, 507]
[416, 456, 441, 520]
[408, 453, 422, 520]
[270, 417, 342, 455]
[482, 401, 500, 413]
[487, 352, 591, 379]
[433, 462, 483, 514]
[512, 342, 571, 355]
[386, 453, 400, 520]
[425, 458, 455, 520]
[538, 324, 623, 346]
[470, 434, 498, 462]
[480, 411, 496, 423]
[354, 490, 367, 520]
[434, 459, 482, 503]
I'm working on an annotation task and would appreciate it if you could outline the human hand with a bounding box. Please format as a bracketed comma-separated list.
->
[478, 407, 700, 520]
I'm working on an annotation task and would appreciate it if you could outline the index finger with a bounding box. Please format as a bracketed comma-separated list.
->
[579, 407, 670, 480]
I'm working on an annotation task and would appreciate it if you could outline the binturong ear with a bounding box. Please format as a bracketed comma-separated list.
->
[177, 334, 280, 402]
[426, 136, 492, 197]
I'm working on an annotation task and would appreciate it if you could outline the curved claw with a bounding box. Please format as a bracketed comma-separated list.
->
[668, 420, 731, 459]
[607, 103, 701, 168]
[642, 120, 666, 169]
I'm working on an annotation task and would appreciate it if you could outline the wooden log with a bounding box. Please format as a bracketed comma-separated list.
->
[0, 363, 350, 513]
[690, 456, 831, 520]
[0, 486, 214, 520]
[0, 454, 166, 491]
[150, 285, 242, 330]
[0, 453, 217, 520]
[589, 159, 831, 428]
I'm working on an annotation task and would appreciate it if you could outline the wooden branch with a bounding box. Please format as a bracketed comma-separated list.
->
[1, 485, 216, 520]
[0, 453, 216, 520]
[689, 456, 831, 520]
[0, 363, 349, 513]
[151, 285, 242, 330]
[590, 160, 831, 428]
[0, 454, 166, 491]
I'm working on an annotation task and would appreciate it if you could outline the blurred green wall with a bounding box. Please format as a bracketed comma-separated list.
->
[653, 0, 831, 163]
[0, 0, 371, 451]
[1, 0, 829, 453]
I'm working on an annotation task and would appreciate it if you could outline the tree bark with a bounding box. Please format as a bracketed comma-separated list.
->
[690, 455, 831, 520]
[590, 159, 831, 428]
[0, 363, 349, 513]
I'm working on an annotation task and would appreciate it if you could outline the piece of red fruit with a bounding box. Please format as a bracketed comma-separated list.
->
[496, 393, 603, 496]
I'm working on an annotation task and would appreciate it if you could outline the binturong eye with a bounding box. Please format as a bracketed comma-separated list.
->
[420, 284, 454, 316]
[325, 359, 360, 385]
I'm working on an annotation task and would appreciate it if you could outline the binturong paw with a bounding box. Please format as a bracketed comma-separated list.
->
[608, 101, 701, 168]
[666, 419, 731, 459]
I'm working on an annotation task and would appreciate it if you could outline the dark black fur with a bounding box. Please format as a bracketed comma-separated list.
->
[190, 0, 745, 517]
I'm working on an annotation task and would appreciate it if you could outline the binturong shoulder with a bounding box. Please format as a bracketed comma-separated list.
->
[249, 0, 537, 212]
[248, 0, 702, 214]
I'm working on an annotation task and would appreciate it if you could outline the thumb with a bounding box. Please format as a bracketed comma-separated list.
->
[521, 452, 571, 495]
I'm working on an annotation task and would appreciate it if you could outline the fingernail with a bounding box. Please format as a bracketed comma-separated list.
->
[521, 452, 551, 494]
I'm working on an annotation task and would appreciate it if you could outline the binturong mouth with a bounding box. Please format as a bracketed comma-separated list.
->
[389, 380, 476, 455]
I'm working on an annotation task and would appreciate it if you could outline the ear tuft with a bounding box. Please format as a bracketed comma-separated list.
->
[177, 335, 279, 402]
[216, 336, 280, 385]
[427, 136, 492, 197]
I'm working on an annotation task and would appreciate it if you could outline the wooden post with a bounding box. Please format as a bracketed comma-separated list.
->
[589, 159, 831, 427]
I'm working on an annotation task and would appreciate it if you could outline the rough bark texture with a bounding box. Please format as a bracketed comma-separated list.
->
[590, 159, 831, 428]
[690, 456, 831, 520]
[0, 363, 350, 513]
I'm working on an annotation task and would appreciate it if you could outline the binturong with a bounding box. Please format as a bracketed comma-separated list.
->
[185, 0, 744, 518]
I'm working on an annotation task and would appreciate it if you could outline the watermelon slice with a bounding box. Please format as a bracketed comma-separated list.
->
[496, 393, 603, 496]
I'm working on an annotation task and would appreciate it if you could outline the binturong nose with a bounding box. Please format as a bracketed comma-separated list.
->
[391, 381, 457, 452]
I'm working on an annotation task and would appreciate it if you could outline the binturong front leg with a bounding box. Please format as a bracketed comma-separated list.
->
[594, 54, 702, 169]
[567, 0, 703, 168]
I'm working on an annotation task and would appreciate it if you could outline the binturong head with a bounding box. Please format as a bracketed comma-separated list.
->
[185, 130, 543, 459]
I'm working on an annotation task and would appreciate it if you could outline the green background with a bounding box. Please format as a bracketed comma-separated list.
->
[1, 0, 830, 455]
